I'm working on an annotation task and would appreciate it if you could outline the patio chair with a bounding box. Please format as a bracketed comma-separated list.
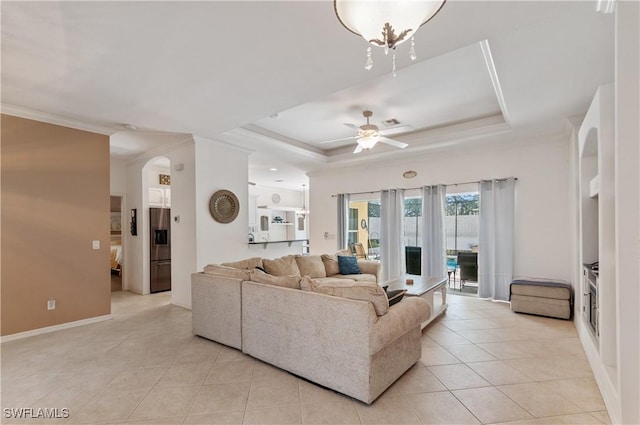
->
[351, 242, 367, 259]
[457, 251, 478, 289]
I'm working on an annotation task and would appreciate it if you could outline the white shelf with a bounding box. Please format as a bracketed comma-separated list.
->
[257, 205, 301, 211]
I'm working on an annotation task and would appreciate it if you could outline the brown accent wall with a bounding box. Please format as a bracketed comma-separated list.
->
[1, 115, 111, 336]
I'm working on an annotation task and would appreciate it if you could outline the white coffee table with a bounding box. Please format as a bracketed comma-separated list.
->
[384, 274, 448, 329]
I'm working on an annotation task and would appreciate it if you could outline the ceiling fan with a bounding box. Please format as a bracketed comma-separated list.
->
[321, 110, 411, 154]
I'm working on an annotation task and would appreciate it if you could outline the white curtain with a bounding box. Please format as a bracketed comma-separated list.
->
[336, 193, 350, 250]
[478, 178, 516, 301]
[380, 189, 405, 281]
[421, 185, 447, 278]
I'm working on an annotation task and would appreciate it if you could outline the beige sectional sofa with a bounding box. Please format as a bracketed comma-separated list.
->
[191, 253, 430, 404]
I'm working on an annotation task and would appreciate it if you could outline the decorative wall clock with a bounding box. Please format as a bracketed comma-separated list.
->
[271, 193, 281, 204]
[209, 190, 240, 223]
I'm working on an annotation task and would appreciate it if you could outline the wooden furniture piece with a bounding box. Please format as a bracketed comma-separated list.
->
[385, 274, 448, 329]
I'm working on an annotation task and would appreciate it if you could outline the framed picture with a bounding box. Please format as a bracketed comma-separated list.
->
[130, 209, 137, 236]
[159, 174, 171, 185]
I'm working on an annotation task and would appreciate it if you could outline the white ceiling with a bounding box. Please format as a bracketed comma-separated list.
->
[1, 1, 614, 190]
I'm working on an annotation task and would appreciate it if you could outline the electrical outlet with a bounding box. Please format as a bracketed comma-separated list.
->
[47, 298, 55, 310]
[92, 240, 100, 250]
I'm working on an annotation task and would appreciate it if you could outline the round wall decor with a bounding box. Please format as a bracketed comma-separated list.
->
[209, 190, 240, 223]
[271, 193, 281, 204]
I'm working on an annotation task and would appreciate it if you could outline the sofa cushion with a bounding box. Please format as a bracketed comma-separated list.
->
[250, 269, 304, 289]
[302, 279, 389, 316]
[203, 264, 251, 280]
[221, 257, 264, 270]
[338, 255, 361, 275]
[321, 250, 353, 276]
[263, 255, 301, 277]
[295, 255, 327, 278]
[334, 273, 377, 283]
[310, 277, 358, 287]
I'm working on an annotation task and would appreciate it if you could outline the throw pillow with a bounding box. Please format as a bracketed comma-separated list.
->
[338, 255, 361, 275]
[321, 254, 340, 276]
[221, 257, 263, 269]
[385, 289, 407, 307]
[263, 255, 301, 276]
[202, 264, 251, 280]
[249, 269, 302, 289]
[307, 280, 388, 316]
[295, 255, 327, 278]
[321, 250, 354, 275]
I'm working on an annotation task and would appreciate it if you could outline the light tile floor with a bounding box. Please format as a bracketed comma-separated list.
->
[1, 291, 611, 425]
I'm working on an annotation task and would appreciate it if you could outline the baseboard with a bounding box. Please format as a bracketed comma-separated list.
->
[0, 314, 113, 343]
[576, 318, 620, 424]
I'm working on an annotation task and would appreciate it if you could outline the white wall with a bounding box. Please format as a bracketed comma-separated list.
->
[164, 144, 197, 309]
[614, 2, 639, 423]
[251, 185, 305, 209]
[309, 134, 572, 282]
[110, 157, 128, 195]
[193, 136, 251, 271]
[125, 158, 145, 294]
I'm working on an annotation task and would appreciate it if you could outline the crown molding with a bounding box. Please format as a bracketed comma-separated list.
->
[1, 104, 117, 135]
[563, 115, 585, 139]
[129, 136, 195, 165]
[595, 0, 616, 14]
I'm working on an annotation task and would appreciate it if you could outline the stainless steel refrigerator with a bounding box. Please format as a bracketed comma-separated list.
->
[150, 207, 171, 293]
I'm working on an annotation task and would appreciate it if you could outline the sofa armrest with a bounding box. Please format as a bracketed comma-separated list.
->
[191, 272, 242, 349]
[357, 260, 381, 282]
[369, 297, 430, 355]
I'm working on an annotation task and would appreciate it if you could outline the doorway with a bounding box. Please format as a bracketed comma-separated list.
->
[110, 195, 124, 292]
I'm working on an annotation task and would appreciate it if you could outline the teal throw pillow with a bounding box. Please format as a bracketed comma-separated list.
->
[338, 255, 361, 275]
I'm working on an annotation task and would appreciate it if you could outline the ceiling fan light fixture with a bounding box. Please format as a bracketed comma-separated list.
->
[334, 0, 446, 75]
[358, 135, 379, 150]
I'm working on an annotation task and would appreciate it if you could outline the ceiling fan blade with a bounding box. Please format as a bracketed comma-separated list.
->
[344, 123, 360, 130]
[379, 136, 408, 149]
[319, 135, 357, 144]
[380, 125, 414, 136]
[353, 144, 364, 154]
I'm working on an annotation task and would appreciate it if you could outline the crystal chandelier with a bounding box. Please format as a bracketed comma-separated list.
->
[334, 0, 446, 76]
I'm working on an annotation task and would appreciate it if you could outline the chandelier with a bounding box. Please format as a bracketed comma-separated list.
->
[334, 0, 446, 76]
[300, 184, 310, 216]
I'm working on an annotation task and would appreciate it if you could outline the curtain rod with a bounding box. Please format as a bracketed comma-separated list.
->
[330, 177, 517, 198]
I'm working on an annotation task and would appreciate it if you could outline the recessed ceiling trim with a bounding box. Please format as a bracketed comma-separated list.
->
[479, 40, 511, 126]
[324, 119, 512, 164]
[222, 127, 328, 163]
[1, 103, 117, 135]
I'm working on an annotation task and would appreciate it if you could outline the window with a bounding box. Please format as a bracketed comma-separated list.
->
[445, 193, 479, 254]
[404, 197, 422, 247]
[347, 200, 381, 259]
[348, 208, 359, 245]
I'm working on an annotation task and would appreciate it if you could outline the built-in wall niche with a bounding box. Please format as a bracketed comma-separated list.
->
[577, 84, 616, 372]
[148, 163, 171, 208]
[580, 129, 599, 266]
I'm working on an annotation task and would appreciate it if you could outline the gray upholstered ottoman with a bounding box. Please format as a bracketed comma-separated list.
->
[509, 278, 573, 320]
